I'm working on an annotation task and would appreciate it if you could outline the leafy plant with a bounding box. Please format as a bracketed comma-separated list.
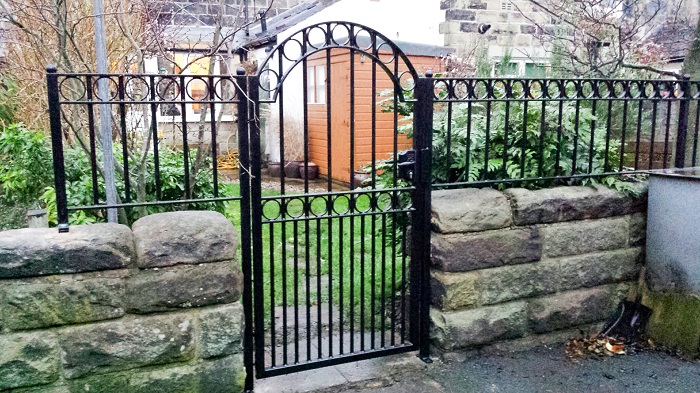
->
[378, 83, 638, 191]
[42, 144, 227, 226]
[0, 123, 53, 206]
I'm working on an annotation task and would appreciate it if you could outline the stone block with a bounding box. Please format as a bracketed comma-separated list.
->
[431, 188, 512, 234]
[14, 385, 69, 393]
[460, 22, 479, 33]
[541, 217, 628, 258]
[132, 211, 237, 268]
[467, 0, 487, 9]
[446, 9, 476, 21]
[431, 227, 541, 272]
[125, 261, 240, 314]
[559, 248, 642, 291]
[0, 224, 135, 278]
[505, 184, 647, 226]
[199, 304, 243, 358]
[0, 332, 59, 390]
[629, 213, 647, 246]
[1, 272, 125, 330]
[67, 364, 199, 393]
[521, 24, 537, 34]
[431, 271, 479, 311]
[478, 260, 559, 306]
[128, 365, 200, 393]
[431, 302, 527, 350]
[68, 374, 130, 393]
[527, 285, 618, 333]
[60, 314, 195, 379]
[200, 355, 246, 393]
[440, 0, 454, 9]
[439, 21, 460, 34]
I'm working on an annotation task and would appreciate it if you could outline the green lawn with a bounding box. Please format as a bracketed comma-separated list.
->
[222, 183, 411, 330]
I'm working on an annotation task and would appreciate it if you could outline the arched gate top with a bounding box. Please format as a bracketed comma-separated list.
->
[255, 21, 419, 102]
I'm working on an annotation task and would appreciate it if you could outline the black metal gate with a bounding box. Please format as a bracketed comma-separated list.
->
[237, 22, 433, 387]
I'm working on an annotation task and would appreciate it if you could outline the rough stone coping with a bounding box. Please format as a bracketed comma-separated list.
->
[0, 224, 135, 279]
[431, 188, 512, 234]
[504, 183, 647, 226]
[132, 211, 238, 268]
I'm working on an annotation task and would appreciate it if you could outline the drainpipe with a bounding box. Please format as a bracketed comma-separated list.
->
[259, 9, 267, 33]
[245, 0, 249, 36]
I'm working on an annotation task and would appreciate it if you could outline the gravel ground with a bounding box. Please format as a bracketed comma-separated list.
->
[335, 346, 700, 393]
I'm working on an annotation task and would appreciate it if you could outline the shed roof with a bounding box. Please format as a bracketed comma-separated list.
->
[323, 35, 455, 58]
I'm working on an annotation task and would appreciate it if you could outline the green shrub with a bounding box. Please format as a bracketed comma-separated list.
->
[42, 145, 227, 226]
[378, 83, 643, 193]
[0, 123, 53, 206]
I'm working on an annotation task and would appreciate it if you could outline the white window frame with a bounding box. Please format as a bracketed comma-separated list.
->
[153, 53, 235, 123]
[492, 60, 550, 77]
[307, 65, 326, 104]
[501, 0, 513, 11]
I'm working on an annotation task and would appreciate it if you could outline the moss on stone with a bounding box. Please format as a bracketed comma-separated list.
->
[644, 289, 700, 358]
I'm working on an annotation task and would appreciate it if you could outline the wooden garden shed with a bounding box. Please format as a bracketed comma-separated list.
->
[304, 38, 453, 184]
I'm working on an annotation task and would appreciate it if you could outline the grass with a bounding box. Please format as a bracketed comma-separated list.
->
[221, 183, 411, 331]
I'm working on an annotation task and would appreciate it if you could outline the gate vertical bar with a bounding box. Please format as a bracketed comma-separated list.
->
[249, 75, 265, 379]
[675, 76, 691, 168]
[46, 65, 69, 233]
[236, 69, 254, 392]
[411, 73, 434, 361]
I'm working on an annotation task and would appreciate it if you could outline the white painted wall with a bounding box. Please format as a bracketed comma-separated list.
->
[275, 0, 443, 46]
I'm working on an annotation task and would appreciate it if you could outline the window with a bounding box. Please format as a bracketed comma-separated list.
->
[501, 0, 513, 11]
[525, 63, 549, 78]
[152, 53, 235, 123]
[307, 65, 326, 104]
[495, 62, 519, 76]
[174, 53, 211, 115]
[494, 61, 550, 77]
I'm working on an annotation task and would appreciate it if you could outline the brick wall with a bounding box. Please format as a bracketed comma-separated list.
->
[430, 184, 648, 353]
[0, 211, 244, 392]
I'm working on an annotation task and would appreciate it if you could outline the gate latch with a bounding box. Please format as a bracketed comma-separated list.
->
[397, 150, 416, 182]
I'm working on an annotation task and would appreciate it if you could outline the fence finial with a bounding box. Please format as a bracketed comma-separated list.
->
[237, 67, 246, 76]
[46, 64, 57, 73]
[425, 70, 434, 78]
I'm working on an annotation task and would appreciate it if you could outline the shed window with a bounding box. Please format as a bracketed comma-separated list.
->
[307, 65, 326, 104]
[501, 0, 513, 11]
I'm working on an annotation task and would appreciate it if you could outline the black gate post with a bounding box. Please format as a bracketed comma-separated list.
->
[46, 65, 69, 233]
[675, 75, 691, 168]
[236, 68, 254, 393]
[247, 75, 266, 380]
[411, 72, 434, 362]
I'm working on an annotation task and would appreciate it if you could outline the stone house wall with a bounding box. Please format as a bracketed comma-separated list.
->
[157, 0, 303, 28]
[430, 184, 648, 353]
[0, 211, 244, 393]
[439, 0, 552, 62]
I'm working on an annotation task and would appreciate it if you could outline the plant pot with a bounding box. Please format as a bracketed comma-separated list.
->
[284, 161, 302, 178]
[268, 162, 282, 178]
[353, 172, 370, 189]
[299, 164, 319, 180]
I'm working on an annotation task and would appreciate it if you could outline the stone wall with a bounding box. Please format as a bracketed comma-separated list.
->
[157, 0, 303, 28]
[430, 184, 647, 353]
[439, 0, 553, 56]
[0, 211, 244, 393]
